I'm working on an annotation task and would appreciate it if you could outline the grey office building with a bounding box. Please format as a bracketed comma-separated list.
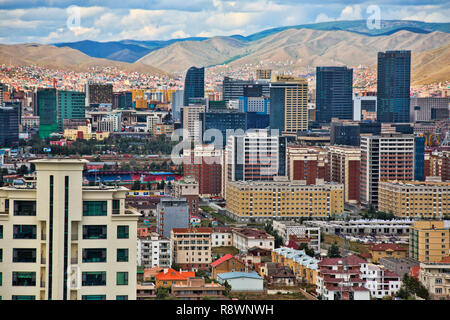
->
[156, 198, 190, 238]
[410, 97, 449, 122]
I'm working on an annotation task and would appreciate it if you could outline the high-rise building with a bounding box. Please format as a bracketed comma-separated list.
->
[37, 88, 58, 138]
[0, 159, 139, 300]
[57, 91, 86, 131]
[222, 77, 270, 102]
[0, 104, 19, 147]
[200, 110, 247, 148]
[171, 227, 212, 270]
[328, 146, 361, 204]
[269, 75, 308, 136]
[256, 69, 272, 80]
[171, 90, 184, 121]
[409, 220, 450, 263]
[286, 146, 328, 185]
[410, 97, 450, 122]
[353, 94, 377, 121]
[183, 67, 204, 107]
[156, 198, 189, 239]
[182, 104, 206, 143]
[225, 129, 287, 183]
[377, 51, 411, 123]
[183, 144, 222, 197]
[316, 66, 353, 123]
[360, 133, 416, 206]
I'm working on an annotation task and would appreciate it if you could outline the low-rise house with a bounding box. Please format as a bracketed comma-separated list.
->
[137, 283, 156, 300]
[273, 220, 321, 253]
[360, 263, 401, 299]
[316, 255, 370, 300]
[263, 263, 296, 286]
[142, 267, 164, 283]
[379, 257, 420, 278]
[216, 271, 264, 292]
[154, 268, 196, 289]
[171, 277, 226, 300]
[211, 254, 246, 279]
[369, 243, 408, 263]
[272, 247, 319, 285]
[419, 256, 450, 300]
[232, 228, 274, 254]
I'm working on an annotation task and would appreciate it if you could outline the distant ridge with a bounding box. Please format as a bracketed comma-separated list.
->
[51, 20, 450, 63]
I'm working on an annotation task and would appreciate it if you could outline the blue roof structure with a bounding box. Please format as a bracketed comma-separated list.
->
[217, 271, 263, 280]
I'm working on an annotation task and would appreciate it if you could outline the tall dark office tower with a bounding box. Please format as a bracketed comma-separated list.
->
[37, 88, 58, 138]
[183, 66, 204, 106]
[0, 104, 19, 147]
[222, 77, 270, 102]
[200, 110, 247, 148]
[377, 50, 411, 123]
[316, 66, 353, 123]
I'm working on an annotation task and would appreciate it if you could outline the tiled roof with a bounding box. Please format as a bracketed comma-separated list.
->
[155, 268, 196, 281]
[211, 254, 233, 267]
[172, 227, 212, 234]
[318, 255, 367, 267]
[369, 243, 407, 252]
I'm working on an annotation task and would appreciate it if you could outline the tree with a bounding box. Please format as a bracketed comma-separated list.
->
[298, 243, 316, 257]
[327, 242, 341, 258]
[223, 280, 232, 297]
[396, 274, 430, 300]
[16, 165, 29, 175]
[156, 287, 170, 300]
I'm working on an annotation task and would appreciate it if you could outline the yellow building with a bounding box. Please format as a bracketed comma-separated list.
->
[63, 124, 110, 141]
[378, 180, 450, 218]
[271, 247, 318, 285]
[410, 220, 450, 263]
[225, 180, 344, 222]
[369, 243, 408, 263]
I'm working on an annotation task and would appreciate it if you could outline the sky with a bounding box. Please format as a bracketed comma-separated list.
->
[0, 0, 449, 44]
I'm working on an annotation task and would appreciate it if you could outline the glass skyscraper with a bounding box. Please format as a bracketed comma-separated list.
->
[37, 88, 58, 138]
[57, 90, 86, 131]
[316, 66, 353, 123]
[183, 66, 204, 106]
[377, 50, 411, 123]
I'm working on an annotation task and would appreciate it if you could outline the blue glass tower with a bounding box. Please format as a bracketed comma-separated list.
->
[377, 51, 411, 123]
[183, 66, 204, 106]
[316, 66, 353, 123]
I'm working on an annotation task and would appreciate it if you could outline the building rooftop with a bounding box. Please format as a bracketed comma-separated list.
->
[369, 243, 408, 252]
[217, 271, 263, 280]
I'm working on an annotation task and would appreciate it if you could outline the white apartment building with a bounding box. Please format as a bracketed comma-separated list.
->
[360, 263, 401, 299]
[0, 159, 140, 300]
[419, 260, 450, 300]
[137, 232, 171, 268]
[182, 105, 206, 143]
[211, 227, 233, 247]
[232, 228, 274, 254]
[272, 220, 320, 254]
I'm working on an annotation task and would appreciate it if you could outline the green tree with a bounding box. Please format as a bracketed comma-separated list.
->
[327, 242, 341, 258]
[223, 280, 232, 297]
[156, 287, 170, 300]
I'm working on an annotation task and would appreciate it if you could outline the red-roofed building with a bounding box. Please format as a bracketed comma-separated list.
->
[369, 243, 408, 263]
[155, 268, 196, 288]
[211, 254, 246, 279]
[316, 255, 370, 300]
[410, 266, 420, 279]
[232, 228, 274, 253]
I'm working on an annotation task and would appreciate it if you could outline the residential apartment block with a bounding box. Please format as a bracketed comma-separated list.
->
[360, 263, 401, 299]
[378, 180, 450, 218]
[170, 227, 212, 271]
[410, 220, 450, 263]
[272, 220, 320, 254]
[232, 228, 274, 254]
[0, 159, 139, 300]
[225, 180, 344, 222]
[137, 232, 171, 268]
[419, 257, 450, 300]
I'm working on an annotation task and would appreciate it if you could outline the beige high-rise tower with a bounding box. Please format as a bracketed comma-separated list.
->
[0, 159, 140, 300]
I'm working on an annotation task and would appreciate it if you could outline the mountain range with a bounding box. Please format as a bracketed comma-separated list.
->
[0, 20, 449, 84]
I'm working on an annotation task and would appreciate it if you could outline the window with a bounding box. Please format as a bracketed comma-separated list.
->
[12, 295, 35, 300]
[112, 200, 120, 215]
[13, 248, 36, 263]
[436, 278, 442, 284]
[13, 201, 36, 216]
[13, 225, 37, 239]
[117, 226, 129, 239]
[83, 201, 107, 216]
[117, 249, 129, 262]
[116, 295, 128, 300]
[12, 272, 36, 286]
[82, 272, 106, 286]
[82, 249, 107, 263]
[117, 272, 128, 285]
[82, 295, 106, 300]
[83, 225, 107, 239]
[0, 272, 2, 286]
[0, 225, 2, 239]
[0, 249, 2, 262]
